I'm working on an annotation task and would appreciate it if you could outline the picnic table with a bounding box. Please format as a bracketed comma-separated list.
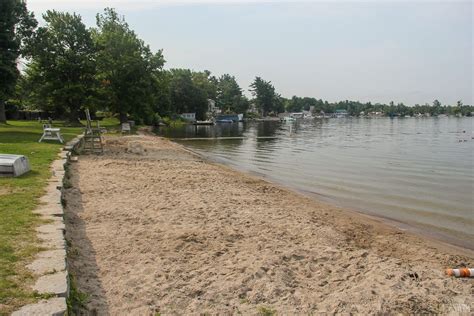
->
[38, 124, 64, 143]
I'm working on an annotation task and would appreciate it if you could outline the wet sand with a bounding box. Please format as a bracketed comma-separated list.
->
[64, 135, 473, 315]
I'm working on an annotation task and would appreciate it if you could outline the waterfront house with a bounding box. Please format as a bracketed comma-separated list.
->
[302, 110, 313, 119]
[180, 113, 196, 122]
[334, 109, 348, 118]
[248, 103, 259, 115]
[207, 99, 221, 117]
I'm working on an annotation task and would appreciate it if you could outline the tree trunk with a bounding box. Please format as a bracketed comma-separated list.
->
[119, 112, 128, 124]
[65, 106, 82, 126]
[0, 100, 6, 123]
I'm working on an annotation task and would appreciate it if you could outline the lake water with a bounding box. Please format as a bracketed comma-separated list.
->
[156, 117, 474, 248]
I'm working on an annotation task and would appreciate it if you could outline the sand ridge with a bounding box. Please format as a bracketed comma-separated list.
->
[64, 135, 473, 315]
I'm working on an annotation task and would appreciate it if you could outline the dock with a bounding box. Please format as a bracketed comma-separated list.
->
[174, 136, 279, 141]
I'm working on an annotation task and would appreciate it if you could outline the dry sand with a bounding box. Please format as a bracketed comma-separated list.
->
[64, 135, 473, 315]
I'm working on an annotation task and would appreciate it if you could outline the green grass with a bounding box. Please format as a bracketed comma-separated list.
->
[257, 306, 277, 316]
[85, 117, 123, 132]
[0, 120, 86, 315]
[81, 117, 139, 135]
[66, 274, 89, 314]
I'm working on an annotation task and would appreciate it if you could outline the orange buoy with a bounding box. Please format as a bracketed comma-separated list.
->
[446, 268, 474, 277]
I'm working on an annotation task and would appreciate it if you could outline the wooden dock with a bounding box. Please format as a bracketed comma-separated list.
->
[174, 137, 279, 141]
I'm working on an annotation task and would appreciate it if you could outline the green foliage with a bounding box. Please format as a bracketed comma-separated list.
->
[257, 306, 277, 316]
[153, 71, 172, 117]
[249, 77, 281, 116]
[94, 8, 165, 123]
[160, 116, 186, 126]
[193, 70, 218, 101]
[216, 74, 249, 114]
[168, 69, 210, 120]
[26, 10, 96, 123]
[0, 0, 37, 122]
[244, 111, 260, 119]
[67, 273, 89, 314]
[0, 121, 81, 314]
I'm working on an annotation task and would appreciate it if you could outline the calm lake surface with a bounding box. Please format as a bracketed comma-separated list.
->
[156, 117, 474, 248]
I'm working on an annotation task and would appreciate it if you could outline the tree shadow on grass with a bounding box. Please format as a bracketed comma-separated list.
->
[0, 131, 44, 144]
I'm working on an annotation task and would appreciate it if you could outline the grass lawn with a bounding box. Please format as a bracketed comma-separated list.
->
[0, 119, 119, 314]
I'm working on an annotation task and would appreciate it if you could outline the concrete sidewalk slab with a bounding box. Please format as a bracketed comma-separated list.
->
[32, 271, 68, 297]
[11, 298, 66, 316]
[27, 249, 66, 275]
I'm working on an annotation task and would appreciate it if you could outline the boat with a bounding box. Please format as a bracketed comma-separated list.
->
[216, 114, 243, 122]
[193, 120, 215, 125]
[281, 116, 295, 122]
[216, 119, 234, 123]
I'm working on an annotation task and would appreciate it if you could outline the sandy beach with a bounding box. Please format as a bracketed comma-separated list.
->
[64, 135, 473, 315]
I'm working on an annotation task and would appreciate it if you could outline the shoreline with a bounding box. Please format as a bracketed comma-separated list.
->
[180, 142, 474, 255]
[64, 134, 473, 314]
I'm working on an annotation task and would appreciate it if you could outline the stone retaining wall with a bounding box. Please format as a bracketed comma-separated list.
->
[13, 136, 83, 316]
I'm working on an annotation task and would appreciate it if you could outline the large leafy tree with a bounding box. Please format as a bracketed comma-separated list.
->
[168, 69, 208, 120]
[216, 74, 249, 113]
[169, 69, 194, 115]
[27, 10, 96, 123]
[191, 70, 220, 118]
[0, 0, 37, 123]
[192, 70, 217, 101]
[249, 77, 279, 116]
[94, 8, 165, 123]
[151, 71, 172, 118]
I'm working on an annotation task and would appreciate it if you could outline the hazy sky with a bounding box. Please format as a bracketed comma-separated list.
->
[28, 0, 473, 105]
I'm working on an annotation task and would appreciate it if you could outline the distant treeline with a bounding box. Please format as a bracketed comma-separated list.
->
[1, 2, 472, 124]
[282, 98, 473, 117]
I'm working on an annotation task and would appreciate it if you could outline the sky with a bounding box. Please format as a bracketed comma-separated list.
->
[27, 0, 473, 105]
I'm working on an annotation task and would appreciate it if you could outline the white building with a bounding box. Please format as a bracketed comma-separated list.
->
[180, 113, 196, 121]
[207, 99, 221, 116]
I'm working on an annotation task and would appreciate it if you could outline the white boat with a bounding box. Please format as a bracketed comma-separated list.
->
[216, 119, 233, 123]
[281, 116, 295, 122]
[193, 120, 215, 125]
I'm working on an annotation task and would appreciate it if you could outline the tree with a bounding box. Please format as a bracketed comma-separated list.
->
[432, 99, 442, 116]
[273, 94, 285, 113]
[0, 0, 37, 123]
[94, 8, 165, 123]
[216, 74, 244, 113]
[234, 95, 250, 114]
[26, 10, 96, 123]
[152, 71, 172, 118]
[192, 70, 218, 101]
[168, 69, 208, 120]
[249, 77, 279, 116]
[287, 96, 303, 112]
